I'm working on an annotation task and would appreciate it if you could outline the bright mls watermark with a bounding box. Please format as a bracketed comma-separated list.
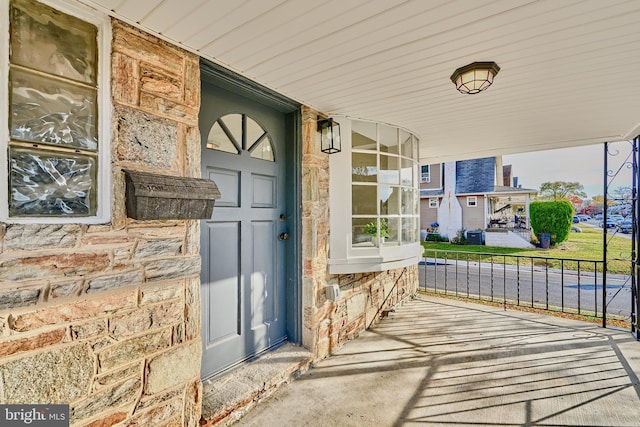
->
[1, 405, 69, 426]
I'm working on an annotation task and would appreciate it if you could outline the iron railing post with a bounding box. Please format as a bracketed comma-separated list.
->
[603, 142, 608, 328]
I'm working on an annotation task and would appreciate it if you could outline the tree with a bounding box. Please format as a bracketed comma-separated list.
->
[611, 185, 632, 202]
[538, 181, 587, 200]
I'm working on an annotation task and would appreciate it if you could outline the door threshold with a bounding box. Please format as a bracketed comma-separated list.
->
[200, 342, 312, 426]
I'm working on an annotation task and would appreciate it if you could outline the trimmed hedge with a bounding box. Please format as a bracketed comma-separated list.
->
[530, 200, 573, 246]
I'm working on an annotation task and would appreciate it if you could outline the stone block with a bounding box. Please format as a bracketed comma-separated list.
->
[0, 252, 110, 281]
[135, 386, 182, 411]
[0, 343, 94, 404]
[4, 224, 80, 250]
[112, 52, 139, 105]
[114, 104, 178, 168]
[112, 21, 184, 75]
[109, 301, 182, 340]
[133, 239, 183, 259]
[124, 398, 182, 427]
[81, 411, 127, 427]
[0, 327, 67, 357]
[144, 341, 201, 395]
[0, 286, 41, 310]
[183, 57, 200, 108]
[126, 224, 187, 239]
[49, 280, 84, 299]
[346, 293, 366, 324]
[139, 92, 198, 125]
[185, 220, 199, 255]
[185, 125, 201, 178]
[10, 290, 138, 332]
[184, 277, 200, 340]
[86, 270, 144, 293]
[71, 319, 107, 341]
[140, 281, 183, 305]
[183, 379, 202, 427]
[94, 362, 141, 390]
[97, 328, 172, 371]
[72, 377, 141, 422]
[144, 256, 200, 281]
[139, 63, 182, 101]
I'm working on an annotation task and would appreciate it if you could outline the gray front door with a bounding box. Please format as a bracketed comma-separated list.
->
[199, 80, 288, 377]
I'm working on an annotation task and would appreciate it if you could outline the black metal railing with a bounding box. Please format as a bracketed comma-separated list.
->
[420, 249, 632, 327]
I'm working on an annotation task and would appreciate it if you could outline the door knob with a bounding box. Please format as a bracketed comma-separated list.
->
[279, 232, 289, 241]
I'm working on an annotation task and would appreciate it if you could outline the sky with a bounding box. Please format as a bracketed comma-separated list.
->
[502, 140, 634, 199]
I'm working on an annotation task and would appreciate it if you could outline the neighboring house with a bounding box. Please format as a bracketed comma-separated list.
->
[420, 157, 537, 247]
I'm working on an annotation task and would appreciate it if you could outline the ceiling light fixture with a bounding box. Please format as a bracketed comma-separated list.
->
[450, 62, 500, 94]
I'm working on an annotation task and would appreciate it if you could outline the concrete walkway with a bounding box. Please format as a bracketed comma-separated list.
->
[236, 295, 640, 426]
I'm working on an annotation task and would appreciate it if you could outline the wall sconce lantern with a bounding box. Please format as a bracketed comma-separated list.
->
[450, 61, 500, 94]
[318, 117, 341, 154]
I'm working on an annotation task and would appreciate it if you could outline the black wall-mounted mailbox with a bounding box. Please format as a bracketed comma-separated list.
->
[124, 170, 220, 220]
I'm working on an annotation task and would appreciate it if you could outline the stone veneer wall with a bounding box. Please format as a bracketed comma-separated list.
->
[0, 20, 202, 427]
[300, 107, 419, 359]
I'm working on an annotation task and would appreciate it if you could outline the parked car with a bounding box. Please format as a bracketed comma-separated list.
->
[618, 219, 633, 234]
[572, 216, 580, 223]
[609, 214, 625, 224]
[577, 214, 591, 221]
[600, 219, 618, 228]
[594, 214, 603, 220]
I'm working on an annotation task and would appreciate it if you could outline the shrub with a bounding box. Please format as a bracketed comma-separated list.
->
[425, 233, 448, 242]
[450, 228, 467, 245]
[529, 200, 573, 246]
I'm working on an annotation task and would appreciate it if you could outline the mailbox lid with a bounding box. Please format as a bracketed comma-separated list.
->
[124, 170, 220, 201]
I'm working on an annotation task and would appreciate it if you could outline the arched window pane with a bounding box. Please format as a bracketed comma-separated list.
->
[250, 138, 275, 161]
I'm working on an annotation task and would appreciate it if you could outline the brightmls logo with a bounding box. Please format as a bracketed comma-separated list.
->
[1, 405, 68, 426]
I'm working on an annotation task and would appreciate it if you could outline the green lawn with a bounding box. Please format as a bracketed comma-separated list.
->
[422, 225, 633, 274]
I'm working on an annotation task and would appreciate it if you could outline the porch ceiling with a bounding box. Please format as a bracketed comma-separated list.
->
[78, 0, 640, 163]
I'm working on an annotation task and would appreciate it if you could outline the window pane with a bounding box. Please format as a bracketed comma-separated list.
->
[352, 217, 377, 246]
[249, 138, 275, 161]
[352, 185, 377, 215]
[381, 217, 399, 246]
[401, 188, 418, 214]
[352, 152, 377, 183]
[10, 68, 97, 150]
[401, 158, 414, 186]
[379, 154, 399, 184]
[400, 129, 412, 158]
[352, 120, 376, 150]
[206, 121, 239, 154]
[10, 0, 97, 85]
[379, 125, 398, 154]
[246, 116, 266, 148]
[380, 185, 400, 215]
[220, 114, 243, 148]
[9, 147, 96, 216]
[402, 217, 418, 243]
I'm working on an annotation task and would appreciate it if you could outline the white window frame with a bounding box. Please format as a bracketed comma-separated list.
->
[420, 164, 430, 183]
[328, 117, 423, 274]
[467, 196, 478, 207]
[0, 0, 112, 224]
[429, 198, 438, 208]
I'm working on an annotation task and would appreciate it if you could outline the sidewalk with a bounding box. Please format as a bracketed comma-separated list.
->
[235, 295, 640, 426]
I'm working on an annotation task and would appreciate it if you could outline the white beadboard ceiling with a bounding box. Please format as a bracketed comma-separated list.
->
[78, 0, 640, 163]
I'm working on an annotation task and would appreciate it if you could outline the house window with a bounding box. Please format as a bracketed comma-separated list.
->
[429, 198, 438, 208]
[1, 0, 111, 222]
[420, 165, 430, 183]
[329, 117, 422, 274]
[467, 196, 478, 207]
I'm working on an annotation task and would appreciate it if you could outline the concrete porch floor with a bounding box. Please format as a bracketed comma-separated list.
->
[234, 295, 640, 426]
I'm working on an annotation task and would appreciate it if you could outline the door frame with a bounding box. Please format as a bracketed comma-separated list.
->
[199, 58, 303, 346]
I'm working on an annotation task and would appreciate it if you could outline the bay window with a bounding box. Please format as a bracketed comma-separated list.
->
[329, 118, 423, 274]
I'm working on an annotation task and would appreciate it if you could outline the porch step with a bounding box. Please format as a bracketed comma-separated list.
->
[200, 343, 313, 426]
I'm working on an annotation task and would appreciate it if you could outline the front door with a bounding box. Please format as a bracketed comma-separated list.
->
[199, 79, 289, 377]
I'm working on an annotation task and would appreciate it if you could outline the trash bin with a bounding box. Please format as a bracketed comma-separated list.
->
[467, 230, 483, 245]
[539, 233, 551, 249]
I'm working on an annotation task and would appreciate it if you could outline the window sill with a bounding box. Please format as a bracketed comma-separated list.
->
[328, 244, 423, 274]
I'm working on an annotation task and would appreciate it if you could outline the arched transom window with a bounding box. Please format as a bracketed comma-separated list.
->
[205, 113, 275, 162]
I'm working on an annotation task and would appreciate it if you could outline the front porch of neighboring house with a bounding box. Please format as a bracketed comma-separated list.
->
[486, 188, 536, 246]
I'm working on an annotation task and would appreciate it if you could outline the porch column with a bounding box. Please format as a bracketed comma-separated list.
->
[525, 194, 531, 229]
